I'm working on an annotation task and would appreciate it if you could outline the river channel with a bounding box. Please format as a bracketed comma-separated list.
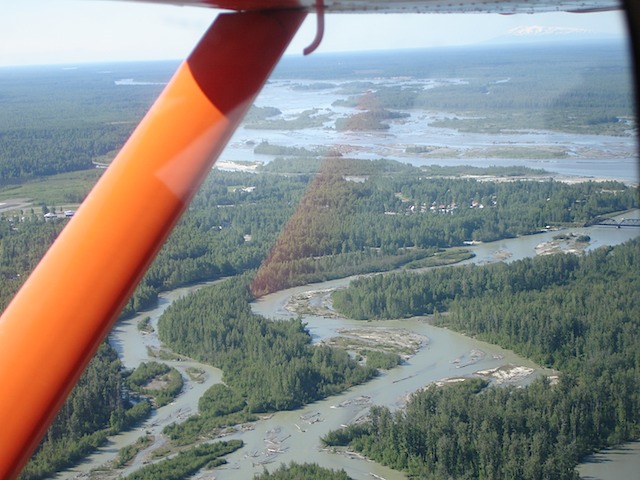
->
[55, 209, 639, 480]
[221, 77, 638, 185]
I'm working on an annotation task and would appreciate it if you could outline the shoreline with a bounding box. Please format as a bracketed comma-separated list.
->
[214, 158, 638, 187]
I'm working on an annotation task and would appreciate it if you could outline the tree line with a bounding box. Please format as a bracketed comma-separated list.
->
[19, 344, 151, 480]
[254, 462, 352, 479]
[252, 158, 636, 295]
[2, 157, 636, 477]
[332, 253, 582, 320]
[0, 63, 166, 181]
[158, 276, 377, 415]
[323, 239, 640, 479]
[123, 440, 243, 480]
[4, 159, 636, 311]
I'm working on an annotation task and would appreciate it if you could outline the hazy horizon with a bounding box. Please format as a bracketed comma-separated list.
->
[0, 1, 628, 67]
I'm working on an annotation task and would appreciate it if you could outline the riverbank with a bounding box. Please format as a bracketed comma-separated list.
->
[57, 278, 548, 480]
[56, 285, 225, 479]
[210, 158, 638, 187]
[54, 214, 639, 479]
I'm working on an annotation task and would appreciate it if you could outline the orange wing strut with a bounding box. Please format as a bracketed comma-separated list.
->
[0, 9, 306, 479]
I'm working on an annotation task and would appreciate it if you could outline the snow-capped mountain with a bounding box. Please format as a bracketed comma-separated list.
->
[506, 26, 589, 37]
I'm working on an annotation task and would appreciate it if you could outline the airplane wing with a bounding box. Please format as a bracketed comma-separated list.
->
[124, 0, 621, 14]
[0, 0, 634, 479]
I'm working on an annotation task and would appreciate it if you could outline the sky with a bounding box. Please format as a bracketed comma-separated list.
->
[0, 1, 629, 67]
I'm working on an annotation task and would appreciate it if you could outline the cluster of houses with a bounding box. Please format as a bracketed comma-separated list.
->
[429, 202, 460, 214]
[427, 198, 497, 213]
[231, 186, 256, 193]
[43, 210, 75, 220]
[1, 209, 77, 224]
[387, 199, 494, 216]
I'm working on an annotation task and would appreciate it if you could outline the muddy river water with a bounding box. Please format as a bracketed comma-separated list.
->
[221, 78, 639, 185]
[50, 61, 639, 479]
[55, 209, 639, 480]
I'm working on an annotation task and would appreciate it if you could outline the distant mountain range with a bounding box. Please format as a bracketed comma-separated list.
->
[486, 25, 622, 45]
[508, 25, 589, 37]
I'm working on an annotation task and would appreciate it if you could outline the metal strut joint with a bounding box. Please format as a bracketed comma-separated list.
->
[304, 0, 325, 55]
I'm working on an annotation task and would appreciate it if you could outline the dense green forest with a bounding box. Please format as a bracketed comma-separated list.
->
[1, 156, 637, 477]
[0, 220, 60, 311]
[85, 157, 637, 305]
[254, 462, 352, 479]
[158, 276, 376, 414]
[123, 440, 243, 480]
[324, 239, 640, 479]
[332, 253, 583, 319]
[0, 40, 636, 478]
[19, 344, 151, 480]
[1, 42, 633, 182]
[251, 158, 636, 295]
[0, 63, 167, 180]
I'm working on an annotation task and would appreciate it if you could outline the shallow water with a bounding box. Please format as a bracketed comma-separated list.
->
[578, 441, 640, 480]
[221, 79, 638, 184]
[55, 212, 639, 478]
[212, 316, 548, 480]
[56, 284, 225, 479]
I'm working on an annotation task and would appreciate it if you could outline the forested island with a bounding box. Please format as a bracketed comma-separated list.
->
[0, 39, 638, 479]
[3, 157, 637, 479]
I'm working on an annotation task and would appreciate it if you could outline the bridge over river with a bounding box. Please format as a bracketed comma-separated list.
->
[594, 218, 640, 228]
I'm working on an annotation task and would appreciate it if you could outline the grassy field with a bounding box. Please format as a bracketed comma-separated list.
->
[0, 169, 102, 211]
